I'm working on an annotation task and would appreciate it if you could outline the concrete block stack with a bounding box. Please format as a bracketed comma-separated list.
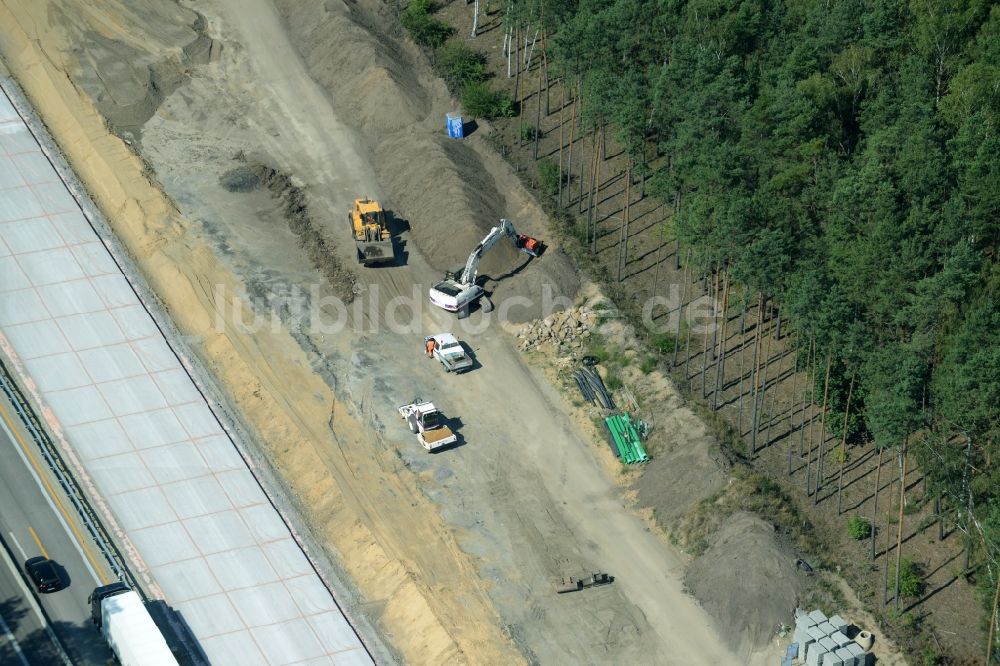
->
[792, 608, 871, 666]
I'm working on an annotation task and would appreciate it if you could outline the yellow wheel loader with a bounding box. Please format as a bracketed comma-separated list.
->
[349, 197, 394, 265]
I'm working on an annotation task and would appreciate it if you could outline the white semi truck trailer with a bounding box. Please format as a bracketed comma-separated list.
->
[89, 582, 178, 666]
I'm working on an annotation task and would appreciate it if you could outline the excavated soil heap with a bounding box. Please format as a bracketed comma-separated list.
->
[686, 512, 804, 657]
[275, 0, 580, 321]
[275, 0, 429, 133]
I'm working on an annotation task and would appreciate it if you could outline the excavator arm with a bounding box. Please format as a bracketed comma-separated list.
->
[458, 219, 518, 285]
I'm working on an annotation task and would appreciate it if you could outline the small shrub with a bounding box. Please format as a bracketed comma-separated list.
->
[520, 123, 538, 141]
[649, 332, 675, 355]
[847, 516, 872, 540]
[604, 371, 623, 391]
[689, 538, 710, 556]
[585, 343, 606, 364]
[921, 649, 943, 666]
[400, 0, 453, 48]
[436, 40, 487, 90]
[898, 558, 925, 598]
[640, 357, 657, 374]
[461, 82, 514, 119]
[901, 611, 920, 630]
[537, 159, 560, 196]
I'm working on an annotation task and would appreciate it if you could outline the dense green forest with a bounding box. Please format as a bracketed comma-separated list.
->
[475, 0, 1000, 657]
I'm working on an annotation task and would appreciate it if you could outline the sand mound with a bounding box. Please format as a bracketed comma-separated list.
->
[375, 133, 579, 321]
[686, 512, 804, 657]
[637, 441, 727, 523]
[632, 368, 728, 523]
[375, 133, 503, 270]
[47, 1, 218, 135]
[274, 0, 429, 133]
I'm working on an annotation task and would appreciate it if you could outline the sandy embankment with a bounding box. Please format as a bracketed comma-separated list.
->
[0, 2, 520, 664]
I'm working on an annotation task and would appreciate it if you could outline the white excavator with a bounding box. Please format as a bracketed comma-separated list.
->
[428, 219, 542, 317]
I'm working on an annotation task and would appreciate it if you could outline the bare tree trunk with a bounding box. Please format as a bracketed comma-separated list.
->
[541, 32, 549, 115]
[788, 337, 799, 475]
[814, 354, 832, 504]
[756, 301, 775, 448]
[505, 25, 512, 77]
[673, 193, 681, 271]
[525, 28, 538, 67]
[837, 372, 856, 514]
[962, 432, 974, 574]
[617, 158, 631, 281]
[936, 495, 944, 541]
[712, 272, 730, 410]
[871, 444, 882, 561]
[673, 250, 690, 368]
[513, 24, 520, 103]
[651, 220, 665, 299]
[587, 130, 603, 254]
[577, 86, 587, 213]
[533, 63, 542, 159]
[684, 270, 696, 379]
[701, 269, 718, 399]
[622, 164, 631, 273]
[883, 473, 893, 606]
[471, 0, 479, 37]
[765, 343, 783, 448]
[557, 84, 565, 205]
[709, 271, 720, 363]
[738, 299, 747, 432]
[797, 365, 806, 454]
[585, 130, 597, 234]
[805, 338, 816, 494]
[749, 296, 764, 451]
[566, 83, 577, 207]
[894, 440, 907, 610]
[718, 278, 733, 387]
[764, 377, 778, 452]
[987, 567, 1000, 664]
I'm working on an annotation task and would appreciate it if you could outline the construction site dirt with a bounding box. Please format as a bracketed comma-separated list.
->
[0, 0, 807, 664]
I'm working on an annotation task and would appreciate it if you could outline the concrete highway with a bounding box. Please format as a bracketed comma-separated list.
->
[0, 390, 113, 665]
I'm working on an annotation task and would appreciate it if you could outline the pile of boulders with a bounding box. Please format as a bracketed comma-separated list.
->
[516, 306, 599, 351]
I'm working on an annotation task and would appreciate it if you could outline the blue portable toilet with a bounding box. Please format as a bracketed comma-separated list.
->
[446, 112, 464, 138]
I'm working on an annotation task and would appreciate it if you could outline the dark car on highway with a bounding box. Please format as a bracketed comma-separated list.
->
[24, 556, 62, 593]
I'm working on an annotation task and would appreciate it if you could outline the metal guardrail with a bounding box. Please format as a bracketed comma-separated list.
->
[0, 357, 143, 598]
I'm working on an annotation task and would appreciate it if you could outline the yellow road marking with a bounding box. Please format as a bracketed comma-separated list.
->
[0, 400, 109, 584]
[27, 525, 47, 559]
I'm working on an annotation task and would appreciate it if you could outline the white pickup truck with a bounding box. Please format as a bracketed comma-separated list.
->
[398, 399, 458, 451]
[425, 333, 473, 373]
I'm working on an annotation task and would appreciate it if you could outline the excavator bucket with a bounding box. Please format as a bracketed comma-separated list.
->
[517, 234, 544, 257]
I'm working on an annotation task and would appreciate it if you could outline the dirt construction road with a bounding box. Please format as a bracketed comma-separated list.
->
[203, 2, 772, 660]
[0, 0, 779, 663]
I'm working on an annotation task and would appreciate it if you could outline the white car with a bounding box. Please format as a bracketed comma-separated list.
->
[425, 333, 474, 373]
[428, 279, 483, 313]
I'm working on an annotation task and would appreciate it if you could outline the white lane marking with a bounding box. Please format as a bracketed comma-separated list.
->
[0, 540, 72, 666]
[8, 532, 26, 561]
[0, 416, 101, 585]
[0, 610, 31, 666]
